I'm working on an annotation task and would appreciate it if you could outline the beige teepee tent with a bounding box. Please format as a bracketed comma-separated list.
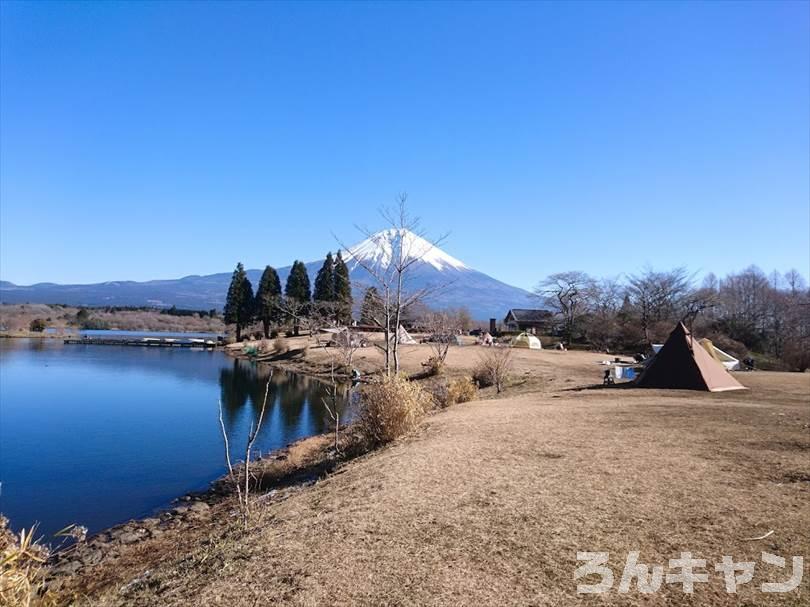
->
[397, 325, 417, 345]
[636, 323, 746, 392]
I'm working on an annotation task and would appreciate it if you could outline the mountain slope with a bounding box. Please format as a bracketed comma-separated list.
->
[0, 231, 536, 319]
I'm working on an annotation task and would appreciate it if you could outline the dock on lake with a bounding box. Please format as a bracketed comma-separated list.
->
[64, 337, 219, 348]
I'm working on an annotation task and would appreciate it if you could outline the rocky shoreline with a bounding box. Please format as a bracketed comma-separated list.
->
[45, 433, 337, 591]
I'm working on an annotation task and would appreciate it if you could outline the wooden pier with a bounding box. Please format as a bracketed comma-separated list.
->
[64, 338, 218, 349]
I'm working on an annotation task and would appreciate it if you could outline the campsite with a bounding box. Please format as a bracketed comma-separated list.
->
[1, 2, 807, 606]
[43, 328, 809, 606]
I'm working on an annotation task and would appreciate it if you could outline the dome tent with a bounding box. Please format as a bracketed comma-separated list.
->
[511, 332, 542, 350]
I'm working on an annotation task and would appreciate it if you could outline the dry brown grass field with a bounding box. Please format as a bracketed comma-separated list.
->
[54, 337, 808, 606]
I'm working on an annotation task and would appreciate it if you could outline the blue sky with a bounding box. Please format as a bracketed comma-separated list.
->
[1, 1, 808, 290]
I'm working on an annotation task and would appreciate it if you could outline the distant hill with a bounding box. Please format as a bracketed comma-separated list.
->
[0, 230, 537, 320]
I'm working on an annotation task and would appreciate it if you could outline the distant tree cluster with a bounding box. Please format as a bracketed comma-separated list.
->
[534, 266, 810, 371]
[223, 253, 354, 341]
[161, 306, 218, 319]
[70, 305, 219, 319]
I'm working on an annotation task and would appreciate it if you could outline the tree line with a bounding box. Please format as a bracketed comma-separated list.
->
[536, 265, 810, 371]
[223, 251, 353, 341]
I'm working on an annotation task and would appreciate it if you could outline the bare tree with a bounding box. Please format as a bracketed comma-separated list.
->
[626, 266, 693, 343]
[218, 373, 272, 528]
[333, 327, 363, 371]
[338, 194, 446, 376]
[583, 276, 623, 350]
[318, 332, 365, 455]
[784, 268, 807, 296]
[535, 271, 594, 346]
[419, 309, 460, 367]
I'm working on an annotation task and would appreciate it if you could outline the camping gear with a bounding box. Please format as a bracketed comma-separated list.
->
[511, 332, 542, 350]
[698, 338, 741, 371]
[635, 323, 746, 392]
[397, 325, 417, 345]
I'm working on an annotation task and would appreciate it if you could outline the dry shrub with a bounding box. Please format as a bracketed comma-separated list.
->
[358, 375, 431, 447]
[422, 356, 444, 377]
[0, 517, 53, 607]
[447, 376, 477, 404]
[258, 339, 272, 354]
[433, 376, 478, 408]
[473, 348, 513, 393]
[273, 336, 289, 354]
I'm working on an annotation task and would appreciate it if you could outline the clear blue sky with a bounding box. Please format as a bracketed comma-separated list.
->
[1, 1, 808, 289]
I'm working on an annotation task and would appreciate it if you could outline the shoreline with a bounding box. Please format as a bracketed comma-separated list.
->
[3, 337, 352, 590]
[46, 429, 346, 584]
[27, 346, 810, 605]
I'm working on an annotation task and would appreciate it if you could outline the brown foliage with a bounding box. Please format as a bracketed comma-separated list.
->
[357, 375, 431, 447]
[446, 376, 477, 405]
[0, 516, 54, 607]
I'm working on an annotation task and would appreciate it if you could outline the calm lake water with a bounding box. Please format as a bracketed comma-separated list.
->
[0, 338, 349, 539]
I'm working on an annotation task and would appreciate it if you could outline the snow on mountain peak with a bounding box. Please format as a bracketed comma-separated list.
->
[342, 229, 468, 272]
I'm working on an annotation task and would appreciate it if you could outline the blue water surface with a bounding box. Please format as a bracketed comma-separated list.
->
[0, 339, 347, 539]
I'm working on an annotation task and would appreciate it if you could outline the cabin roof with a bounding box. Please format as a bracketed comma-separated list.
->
[504, 308, 551, 323]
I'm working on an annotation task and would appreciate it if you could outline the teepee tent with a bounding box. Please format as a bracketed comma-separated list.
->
[397, 325, 417, 345]
[698, 338, 741, 371]
[511, 332, 542, 350]
[636, 323, 746, 392]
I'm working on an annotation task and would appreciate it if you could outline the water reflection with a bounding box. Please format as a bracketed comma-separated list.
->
[0, 339, 350, 538]
[218, 359, 351, 459]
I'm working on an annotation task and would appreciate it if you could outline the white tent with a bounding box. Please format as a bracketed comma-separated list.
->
[698, 338, 741, 371]
[397, 325, 417, 345]
[511, 332, 542, 350]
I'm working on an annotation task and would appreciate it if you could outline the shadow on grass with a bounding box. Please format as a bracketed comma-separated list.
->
[561, 381, 638, 393]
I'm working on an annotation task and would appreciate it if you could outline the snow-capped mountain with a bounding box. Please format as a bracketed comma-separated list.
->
[343, 229, 469, 272]
[0, 230, 535, 320]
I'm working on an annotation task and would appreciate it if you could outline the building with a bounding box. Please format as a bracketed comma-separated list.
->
[502, 308, 552, 333]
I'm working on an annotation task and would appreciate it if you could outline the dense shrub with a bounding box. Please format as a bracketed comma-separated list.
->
[422, 356, 444, 377]
[358, 375, 431, 446]
[28, 318, 46, 332]
[447, 376, 477, 404]
[473, 348, 513, 393]
[433, 376, 478, 408]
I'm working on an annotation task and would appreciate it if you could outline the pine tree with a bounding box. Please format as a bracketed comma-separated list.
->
[255, 265, 282, 338]
[284, 260, 311, 335]
[334, 250, 353, 324]
[360, 286, 381, 326]
[313, 252, 336, 306]
[224, 262, 254, 341]
[285, 260, 311, 302]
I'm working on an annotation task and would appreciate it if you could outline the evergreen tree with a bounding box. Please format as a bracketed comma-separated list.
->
[313, 252, 336, 306]
[255, 265, 282, 338]
[285, 260, 311, 301]
[224, 262, 254, 341]
[334, 250, 353, 324]
[360, 286, 381, 326]
[284, 260, 311, 335]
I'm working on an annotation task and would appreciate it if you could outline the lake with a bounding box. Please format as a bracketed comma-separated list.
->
[0, 338, 349, 539]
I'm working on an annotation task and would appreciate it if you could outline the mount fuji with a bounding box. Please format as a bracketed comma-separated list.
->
[0, 230, 535, 319]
